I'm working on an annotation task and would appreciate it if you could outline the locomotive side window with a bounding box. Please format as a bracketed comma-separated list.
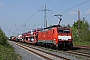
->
[64, 30, 70, 34]
[53, 30, 54, 33]
[58, 30, 63, 34]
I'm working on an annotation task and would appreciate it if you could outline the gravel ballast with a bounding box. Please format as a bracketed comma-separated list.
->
[8, 41, 43, 60]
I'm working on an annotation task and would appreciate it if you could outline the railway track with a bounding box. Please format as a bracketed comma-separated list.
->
[9, 40, 90, 60]
[66, 46, 90, 58]
[35, 45, 90, 59]
[43, 47, 90, 59]
[67, 50, 90, 58]
[11, 41, 70, 60]
[55, 47, 90, 59]
[74, 46, 90, 50]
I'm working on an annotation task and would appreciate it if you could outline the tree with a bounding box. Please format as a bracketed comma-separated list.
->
[79, 20, 90, 41]
[72, 18, 90, 42]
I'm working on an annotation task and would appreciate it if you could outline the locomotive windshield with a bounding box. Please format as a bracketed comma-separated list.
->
[58, 29, 70, 34]
[58, 30, 63, 33]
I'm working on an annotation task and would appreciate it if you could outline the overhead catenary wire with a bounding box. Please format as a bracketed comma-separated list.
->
[28, 0, 50, 20]
[59, 0, 90, 14]
[44, 0, 71, 21]
[21, 0, 50, 33]
[60, 0, 90, 24]
[22, 0, 38, 21]
[38, 0, 70, 26]
[24, 0, 72, 28]
[32, 0, 90, 28]
[51, 0, 70, 10]
[47, 0, 90, 22]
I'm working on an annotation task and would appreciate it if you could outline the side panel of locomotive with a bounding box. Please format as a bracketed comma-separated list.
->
[37, 27, 58, 48]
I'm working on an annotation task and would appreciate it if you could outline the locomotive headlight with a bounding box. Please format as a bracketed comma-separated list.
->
[68, 39, 71, 41]
[68, 39, 71, 40]
[54, 39, 56, 40]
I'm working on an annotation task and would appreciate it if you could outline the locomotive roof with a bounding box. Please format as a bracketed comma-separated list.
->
[43, 25, 61, 29]
[57, 27, 71, 30]
[43, 25, 70, 29]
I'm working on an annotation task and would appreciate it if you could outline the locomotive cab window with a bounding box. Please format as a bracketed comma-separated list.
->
[58, 29, 63, 34]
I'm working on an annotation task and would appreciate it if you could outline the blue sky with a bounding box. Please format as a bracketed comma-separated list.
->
[0, 0, 90, 37]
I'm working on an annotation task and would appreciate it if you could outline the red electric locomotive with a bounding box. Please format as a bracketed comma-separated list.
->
[37, 25, 73, 48]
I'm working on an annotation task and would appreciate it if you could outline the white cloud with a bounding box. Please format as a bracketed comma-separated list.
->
[69, 11, 77, 15]
[85, 9, 90, 14]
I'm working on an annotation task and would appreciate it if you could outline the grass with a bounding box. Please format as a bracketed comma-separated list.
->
[0, 44, 22, 60]
[73, 41, 90, 46]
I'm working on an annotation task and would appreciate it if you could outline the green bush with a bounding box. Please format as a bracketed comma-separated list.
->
[0, 28, 12, 47]
[0, 28, 22, 60]
[0, 28, 7, 46]
[0, 44, 22, 60]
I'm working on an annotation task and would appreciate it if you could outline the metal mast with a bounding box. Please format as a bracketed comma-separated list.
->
[40, 5, 51, 28]
[54, 14, 62, 25]
[78, 11, 80, 35]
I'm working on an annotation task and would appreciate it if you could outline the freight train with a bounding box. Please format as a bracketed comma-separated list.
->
[10, 25, 73, 49]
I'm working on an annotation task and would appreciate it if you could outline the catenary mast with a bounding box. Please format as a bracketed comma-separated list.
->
[40, 5, 51, 28]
